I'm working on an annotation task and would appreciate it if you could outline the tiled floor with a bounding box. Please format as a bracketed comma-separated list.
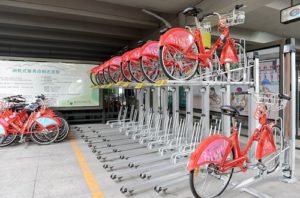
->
[1, 123, 299, 198]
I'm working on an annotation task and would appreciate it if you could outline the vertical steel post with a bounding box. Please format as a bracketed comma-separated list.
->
[161, 87, 169, 126]
[201, 86, 210, 137]
[185, 86, 194, 135]
[281, 39, 297, 183]
[222, 63, 231, 137]
[248, 52, 260, 162]
[172, 86, 179, 123]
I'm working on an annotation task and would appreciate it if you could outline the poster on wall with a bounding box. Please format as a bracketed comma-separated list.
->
[194, 47, 280, 119]
[0, 60, 99, 107]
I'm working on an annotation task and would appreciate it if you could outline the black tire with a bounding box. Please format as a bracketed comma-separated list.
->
[159, 44, 199, 81]
[140, 56, 159, 83]
[30, 123, 59, 145]
[108, 66, 121, 83]
[55, 117, 70, 142]
[265, 125, 284, 174]
[128, 61, 144, 82]
[0, 134, 18, 147]
[90, 73, 97, 86]
[102, 68, 111, 84]
[222, 42, 247, 82]
[96, 72, 104, 85]
[120, 61, 132, 82]
[189, 149, 234, 198]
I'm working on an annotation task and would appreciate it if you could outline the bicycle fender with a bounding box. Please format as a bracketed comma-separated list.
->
[140, 41, 159, 59]
[256, 125, 276, 160]
[36, 117, 58, 128]
[187, 134, 232, 172]
[220, 39, 239, 64]
[159, 27, 195, 52]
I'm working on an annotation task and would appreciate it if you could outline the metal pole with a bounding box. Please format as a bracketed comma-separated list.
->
[172, 86, 179, 123]
[137, 89, 145, 124]
[185, 86, 194, 135]
[289, 48, 297, 181]
[201, 86, 210, 137]
[248, 52, 260, 162]
[161, 87, 169, 126]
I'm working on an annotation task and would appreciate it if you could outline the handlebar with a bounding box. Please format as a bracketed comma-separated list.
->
[278, 93, 291, 100]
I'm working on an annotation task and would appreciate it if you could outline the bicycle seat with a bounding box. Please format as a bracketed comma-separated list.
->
[160, 27, 170, 34]
[278, 93, 291, 100]
[182, 7, 202, 17]
[25, 103, 39, 112]
[220, 105, 240, 117]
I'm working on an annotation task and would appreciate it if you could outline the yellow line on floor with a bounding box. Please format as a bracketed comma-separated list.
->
[70, 134, 105, 198]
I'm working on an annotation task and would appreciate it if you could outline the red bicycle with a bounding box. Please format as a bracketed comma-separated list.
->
[108, 56, 123, 83]
[0, 95, 61, 146]
[139, 40, 166, 83]
[187, 93, 290, 198]
[128, 47, 144, 82]
[159, 5, 246, 81]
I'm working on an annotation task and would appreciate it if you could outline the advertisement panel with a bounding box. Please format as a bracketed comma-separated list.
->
[0, 60, 99, 107]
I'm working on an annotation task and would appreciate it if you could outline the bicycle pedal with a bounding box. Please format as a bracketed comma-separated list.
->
[256, 162, 267, 171]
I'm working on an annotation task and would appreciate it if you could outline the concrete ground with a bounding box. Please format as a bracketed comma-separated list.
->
[0, 123, 299, 198]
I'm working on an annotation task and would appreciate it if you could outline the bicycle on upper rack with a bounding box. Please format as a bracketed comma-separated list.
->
[187, 92, 290, 198]
[157, 5, 246, 81]
[0, 95, 62, 146]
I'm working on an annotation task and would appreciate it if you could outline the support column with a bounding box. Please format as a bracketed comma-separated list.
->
[185, 86, 193, 135]
[221, 63, 231, 137]
[248, 52, 260, 163]
[172, 86, 179, 123]
[281, 39, 297, 183]
[161, 87, 169, 126]
[137, 89, 145, 123]
[201, 86, 210, 137]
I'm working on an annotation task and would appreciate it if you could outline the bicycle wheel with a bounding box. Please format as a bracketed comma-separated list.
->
[264, 125, 284, 174]
[102, 68, 111, 84]
[189, 149, 234, 198]
[223, 42, 247, 82]
[121, 61, 132, 82]
[128, 60, 144, 82]
[140, 56, 159, 83]
[30, 123, 59, 145]
[159, 43, 199, 80]
[55, 117, 70, 142]
[108, 66, 122, 83]
[90, 73, 97, 86]
[0, 134, 17, 147]
[96, 72, 105, 85]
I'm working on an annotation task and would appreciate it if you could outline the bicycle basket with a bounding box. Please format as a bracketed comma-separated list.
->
[254, 93, 288, 111]
[220, 11, 245, 26]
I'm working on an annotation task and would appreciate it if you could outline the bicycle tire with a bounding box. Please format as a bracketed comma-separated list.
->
[90, 73, 97, 86]
[30, 123, 59, 145]
[140, 56, 159, 83]
[159, 44, 199, 81]
[120, 61, 132, 82]
[128, 61, 144, 82]
[96, 72, 104, 85]
[108, 66, 120, 83]
[0, 134, 18, 147]
[55, 117, 70, 142]
[189, 149, 234, 198]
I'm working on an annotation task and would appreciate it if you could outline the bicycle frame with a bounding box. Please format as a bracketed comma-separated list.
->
[187, 113, 276, 173]
[159, 17, 239, 68]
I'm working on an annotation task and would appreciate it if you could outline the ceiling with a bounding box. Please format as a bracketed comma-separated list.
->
[0, 0, 299, 62]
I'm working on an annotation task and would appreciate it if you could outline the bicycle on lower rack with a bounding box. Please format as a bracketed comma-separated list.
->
[187, 92, 290, 198]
